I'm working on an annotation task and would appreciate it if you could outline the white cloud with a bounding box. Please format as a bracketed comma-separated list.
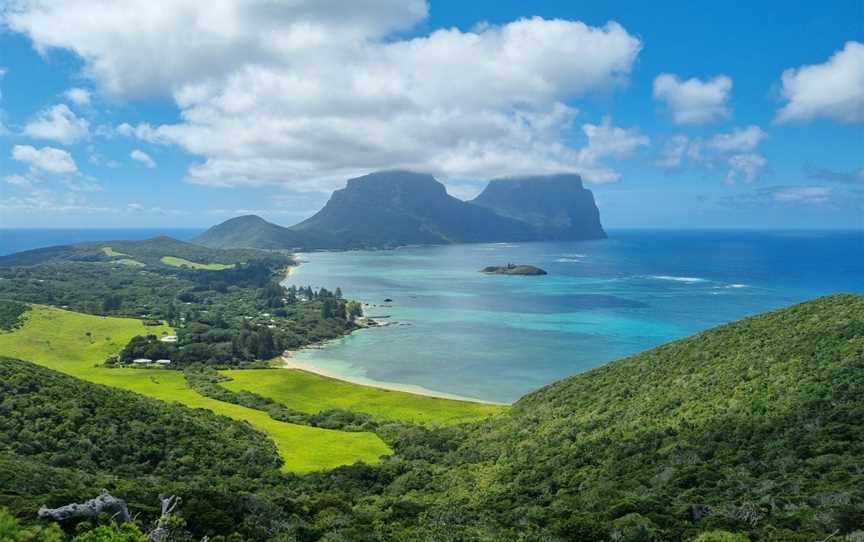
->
[130, 149, 156, 168]
[776, 41, 864, 124]
[23, 103, 89, 144]
[706, 125, 767, 153]
[4, 174, 33, 188]
[0, 189, 110, 215]
[804, 164, 864, 184]
[0, 68, 9, 134]
[770, 185, 832, 204]
[653, 73, 732, 124]
[11, 144, 78, 174]
[3, 0, 430, 98]
[4, 2, 644, 188]
[115, 122, 161, 141]
[656, 126, 768, 184]
[708, 126, 768, 183]
[576, 118, 649, 182]
[64, 87, 91, 106]
[725, 153, 767, 184]
[654, 135, 690, 168]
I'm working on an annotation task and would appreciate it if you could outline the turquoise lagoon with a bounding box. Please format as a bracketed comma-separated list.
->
[285, 230, 863, 402]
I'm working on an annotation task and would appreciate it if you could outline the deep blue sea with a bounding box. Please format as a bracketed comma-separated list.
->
[0, 228, 204, 256]
[286, 230, 864, 403]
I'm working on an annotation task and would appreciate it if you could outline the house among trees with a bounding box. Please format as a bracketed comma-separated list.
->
[132, 358, 152, 364]
[159, 335, 178, 343]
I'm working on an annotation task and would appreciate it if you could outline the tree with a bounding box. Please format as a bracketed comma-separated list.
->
[0, 508, 63, 542]
[70, 524, 147, 542]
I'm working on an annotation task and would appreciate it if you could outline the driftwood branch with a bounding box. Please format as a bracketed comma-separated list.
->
[148, 495, 181, 542]
[40, 491, 209, 541]
[38, 489, 131, 523]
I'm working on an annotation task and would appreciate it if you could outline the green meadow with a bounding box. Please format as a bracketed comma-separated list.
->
[160, 256, 235, 270]
[100, 246, 127, 257]
[0, 305, 391, 473]
[221, 368, 503, 425]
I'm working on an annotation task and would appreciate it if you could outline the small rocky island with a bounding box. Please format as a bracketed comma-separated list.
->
[480, 263, 548, 276]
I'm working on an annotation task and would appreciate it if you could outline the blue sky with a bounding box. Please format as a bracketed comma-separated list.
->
[0, 0, 861, 229]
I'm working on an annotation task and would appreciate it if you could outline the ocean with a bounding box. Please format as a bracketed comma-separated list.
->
[285, 230, 864, 403]
[2, 228, 861, 403]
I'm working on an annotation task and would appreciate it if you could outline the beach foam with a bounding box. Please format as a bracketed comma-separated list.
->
[647, 275, 708, 284]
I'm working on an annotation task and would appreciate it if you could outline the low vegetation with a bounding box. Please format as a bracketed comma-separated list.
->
[3, 295, 862, 540]
[0, 300, 27, 331]
[99, 246, 126, 257]
[0, 305, 391, 473]
[159, 255, 234, 270]
[220, 367, 503, 425]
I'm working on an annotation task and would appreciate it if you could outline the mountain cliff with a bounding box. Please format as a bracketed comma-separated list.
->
[289, 170, 536, 248]
[470, 173, 606, 240]
[195, 170, 606, 250]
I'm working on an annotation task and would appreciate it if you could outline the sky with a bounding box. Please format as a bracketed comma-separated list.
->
[0, 0, 862, 229]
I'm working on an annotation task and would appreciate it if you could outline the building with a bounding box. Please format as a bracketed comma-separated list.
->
[159, 335, 178, 343]
[132, 358, 152, 364]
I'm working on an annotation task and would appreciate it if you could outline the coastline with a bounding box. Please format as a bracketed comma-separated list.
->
[280, 348, 506, 405]
[280, 251, 504, 405]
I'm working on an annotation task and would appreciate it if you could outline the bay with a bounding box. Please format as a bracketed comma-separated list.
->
[285, 229, 864, 403]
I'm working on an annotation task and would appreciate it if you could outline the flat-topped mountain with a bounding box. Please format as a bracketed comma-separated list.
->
[471, 173, 606, 240]
[196, 170, 606, 250]
[290, 170, 536, 248]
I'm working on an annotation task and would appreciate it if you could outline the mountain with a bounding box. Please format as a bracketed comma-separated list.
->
[470, 173, 606, 239]
[192, 214, 337, 250]
[289, 170, 536, 248]
[195, 170, 606, 250]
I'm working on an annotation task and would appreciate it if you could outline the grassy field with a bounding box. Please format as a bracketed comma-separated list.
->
[100, 246, 127, 257]
[221, 368, 504, 425]
[116, 258, 146, 267]
[0, 305, 391, 473]
[160, 256, 234, 270]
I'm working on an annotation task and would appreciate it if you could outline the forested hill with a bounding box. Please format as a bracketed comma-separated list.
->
[0, 236, 289, 268]
[424, 293, 864, 540]
[1, 295, 861, 541]
[0, 356, 283, 537]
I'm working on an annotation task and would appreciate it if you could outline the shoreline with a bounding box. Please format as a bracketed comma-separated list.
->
[279, 252, 504, 405]
[280, 348, 506, 405]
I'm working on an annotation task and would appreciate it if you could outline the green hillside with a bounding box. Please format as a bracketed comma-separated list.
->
[1, 295, 861, 541]
[0, 305, 391, 474]
[410, 294, 864, 540]
[0, 356, 283, 535]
